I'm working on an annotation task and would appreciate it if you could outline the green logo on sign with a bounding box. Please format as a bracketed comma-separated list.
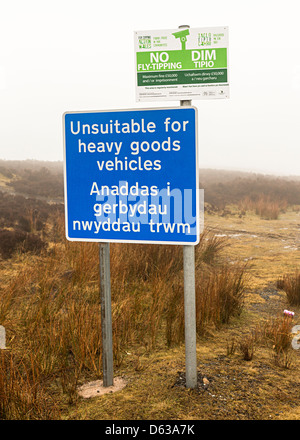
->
[138, 36, 151, 49]
[172, 29, 190, 50]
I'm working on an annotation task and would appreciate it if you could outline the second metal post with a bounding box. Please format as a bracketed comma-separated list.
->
[181, 98, 198, 389]
[99, 242, 114, 387]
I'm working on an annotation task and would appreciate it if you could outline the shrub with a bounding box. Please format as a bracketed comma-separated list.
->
[21, 233, 46, 255]
[277, 271, 300, 305]
[239, 333, 255, 361]
[18, 216, 31, 232]
[239, 194, 286, 220]
[261, 315, 293, 353]
[0, 229, 46, 259]
[0, 351, 60, 420]
[195, 263, 246, 336]
[254, 195, 282, 220]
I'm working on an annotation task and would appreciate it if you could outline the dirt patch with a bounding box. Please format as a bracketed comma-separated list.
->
[78, 376, 127, 399]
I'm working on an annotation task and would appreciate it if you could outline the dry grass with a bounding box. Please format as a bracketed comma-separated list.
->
[225, 314, 294, 365]
[277, 271, 300, 306]
[261, 315, 294, 353]
[239, 194, 287, 220]
[239, 333, 255, 361]
[0, 214, 248, 419]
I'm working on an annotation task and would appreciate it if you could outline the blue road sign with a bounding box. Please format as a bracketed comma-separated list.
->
[63, 107, 199, 244]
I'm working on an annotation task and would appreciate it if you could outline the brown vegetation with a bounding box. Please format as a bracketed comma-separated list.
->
[0, 159, 63, 199]
[0, 212, 247, 419]
[1, 162, 300, 420]
[0, 229, 46, 259]
[277, 271, 300, 306]
[0, 191, 63, 234]
[238, 194, 287, 220]
[200, 169, 300, 212]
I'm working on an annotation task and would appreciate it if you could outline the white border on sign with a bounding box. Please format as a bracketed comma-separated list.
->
[63, 106, 200, 245]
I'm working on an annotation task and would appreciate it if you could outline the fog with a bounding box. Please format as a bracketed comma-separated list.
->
[0, 0, 299, 176]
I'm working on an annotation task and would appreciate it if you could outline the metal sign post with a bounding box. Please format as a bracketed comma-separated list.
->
[99, 242, 114, 387]
[183, 243, 197, 388]
[180, 95, 198, 388]
[179, 23, 198, 389]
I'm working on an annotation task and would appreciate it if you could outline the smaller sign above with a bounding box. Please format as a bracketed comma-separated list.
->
[134, 26, 229, 102]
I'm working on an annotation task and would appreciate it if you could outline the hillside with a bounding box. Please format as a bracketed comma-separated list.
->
[0, 161, 300, 421]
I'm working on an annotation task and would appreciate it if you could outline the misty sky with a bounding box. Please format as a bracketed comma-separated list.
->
[0, 0, 299, 176]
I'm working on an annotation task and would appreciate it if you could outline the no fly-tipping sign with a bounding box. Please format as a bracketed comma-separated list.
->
[134, 26, 229, 102]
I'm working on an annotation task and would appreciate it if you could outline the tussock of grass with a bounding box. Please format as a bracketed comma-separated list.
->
[277, 271, 300, 306]
[239, 194, 287, 220]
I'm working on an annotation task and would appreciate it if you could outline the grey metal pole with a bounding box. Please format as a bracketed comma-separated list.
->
[183, 243, 197, 388]
[99, 242, 114, 387]
[181, 95, 198, 388]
